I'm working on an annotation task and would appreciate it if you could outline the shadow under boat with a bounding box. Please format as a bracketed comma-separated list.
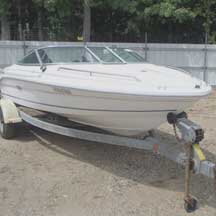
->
[15, 122, 216, 210]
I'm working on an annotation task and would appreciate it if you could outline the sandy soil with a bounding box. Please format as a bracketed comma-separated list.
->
[0, 91, 216, 216]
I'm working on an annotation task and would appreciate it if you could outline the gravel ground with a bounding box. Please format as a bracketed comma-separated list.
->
[0, 91, 216, 216]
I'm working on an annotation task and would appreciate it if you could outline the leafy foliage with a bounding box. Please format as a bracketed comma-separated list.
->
[0, 0, 11, 16]
[0, 0, 216, 43]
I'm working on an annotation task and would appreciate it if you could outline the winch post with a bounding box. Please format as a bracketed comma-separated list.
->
[167, 112, 206, 212]
[184, 143, 197, 212]
[185, 145, 191, 197]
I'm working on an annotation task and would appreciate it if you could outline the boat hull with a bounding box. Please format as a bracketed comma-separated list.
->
[0, 77, 202, 136]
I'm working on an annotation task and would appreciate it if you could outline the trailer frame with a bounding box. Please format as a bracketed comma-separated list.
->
[0, 98, 215, 212]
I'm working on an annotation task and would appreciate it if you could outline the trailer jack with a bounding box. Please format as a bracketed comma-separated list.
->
[168, 112, 216, 212]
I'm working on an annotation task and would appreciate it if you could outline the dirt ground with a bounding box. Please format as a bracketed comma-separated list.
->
[0, 91, 216, 216]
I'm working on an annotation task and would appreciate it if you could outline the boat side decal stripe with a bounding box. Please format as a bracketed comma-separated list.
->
[2, 93, 177, 113]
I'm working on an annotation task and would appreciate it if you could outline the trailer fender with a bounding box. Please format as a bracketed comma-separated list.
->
[0, 99, 22, 124]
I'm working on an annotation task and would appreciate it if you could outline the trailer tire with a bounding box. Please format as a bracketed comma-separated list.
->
[0, 108, 15, 139]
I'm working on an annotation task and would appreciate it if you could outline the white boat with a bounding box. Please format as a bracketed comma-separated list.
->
[0, 45, 212, 136]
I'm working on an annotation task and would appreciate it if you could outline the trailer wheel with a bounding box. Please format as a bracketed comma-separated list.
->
[0, 108, 15, 139]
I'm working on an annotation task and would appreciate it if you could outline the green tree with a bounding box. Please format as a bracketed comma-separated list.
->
[194, 0, 216, 43]
[0, 0, 11, 40]
[83, 0, 91, 42]
[134, 0, 197, 42]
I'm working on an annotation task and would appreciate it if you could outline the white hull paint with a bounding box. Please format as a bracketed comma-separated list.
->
[0, 76, 205, 136]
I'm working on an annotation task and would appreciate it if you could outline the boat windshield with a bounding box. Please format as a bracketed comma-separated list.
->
[111, 48, 145, 63]
[87, 47, 122, 63]
[38, 47, 99, 64]
[18, 46, 146, 65]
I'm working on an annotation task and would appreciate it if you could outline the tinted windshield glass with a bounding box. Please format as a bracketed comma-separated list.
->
[38, 47, 99, 63]
[19, 52, 39, 64]
[18, 46, 146, 65]
[88, 47, 122, 63]
[112, 48, 145, 63]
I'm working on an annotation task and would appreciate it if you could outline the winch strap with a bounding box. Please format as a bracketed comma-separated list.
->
[193, 144, 206, 161]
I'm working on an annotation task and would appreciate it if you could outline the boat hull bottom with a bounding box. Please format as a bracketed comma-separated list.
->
[0, 92, 183, 136]
[1, 93, 191, 136]
[64, 111, 171, 136]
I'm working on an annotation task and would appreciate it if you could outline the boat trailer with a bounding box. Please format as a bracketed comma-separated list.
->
[0, 98, 215, 213]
